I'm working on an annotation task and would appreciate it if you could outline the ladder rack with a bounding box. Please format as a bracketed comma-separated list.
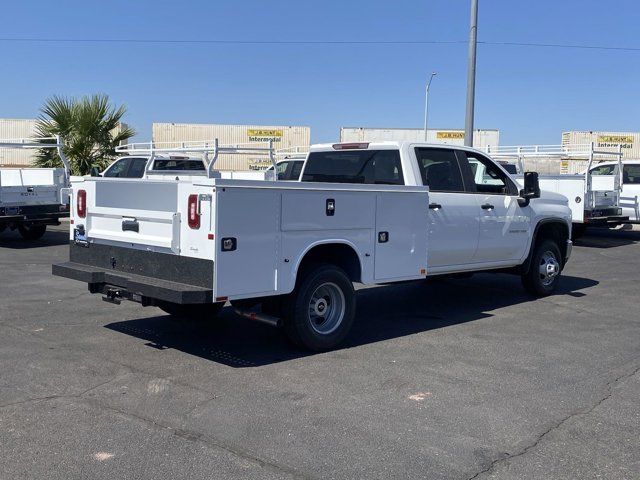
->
[0, 136, 70, 184]
[115, 139, 277, 178]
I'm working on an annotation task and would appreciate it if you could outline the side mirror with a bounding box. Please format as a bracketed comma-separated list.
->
[90, 166, 101, 177]
[518, 171, 540, 207]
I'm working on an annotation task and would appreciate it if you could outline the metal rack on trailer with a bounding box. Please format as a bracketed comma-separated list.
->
[484, 143, 626, 235]
[0, 137, 71, 240]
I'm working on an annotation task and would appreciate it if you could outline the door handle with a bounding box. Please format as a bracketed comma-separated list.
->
[481, 203, 494, 210]
[429, 203, 442, 210]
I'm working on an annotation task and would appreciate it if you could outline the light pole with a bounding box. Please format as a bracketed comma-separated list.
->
[424, 72, 437, 141]
[464, 0, 478, 146]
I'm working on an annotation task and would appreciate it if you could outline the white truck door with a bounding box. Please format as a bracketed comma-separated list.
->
[461, 151, 530, 262]
[414, 147, 479, 269]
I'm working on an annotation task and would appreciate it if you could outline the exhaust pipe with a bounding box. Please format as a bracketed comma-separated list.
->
[235, 309, 282, 328]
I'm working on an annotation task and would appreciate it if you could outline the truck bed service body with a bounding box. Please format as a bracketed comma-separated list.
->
[54, 141, 572, 350]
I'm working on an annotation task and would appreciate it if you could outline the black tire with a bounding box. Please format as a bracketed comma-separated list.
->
[18, 224, 47, 240]
[283, 264, 356, 351]
[521, 239, 563, 297]
[571, 223, 587, 240]
[158, 301, 224, 320]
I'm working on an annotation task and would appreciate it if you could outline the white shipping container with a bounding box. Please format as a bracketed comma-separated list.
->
[153, 123, 311, 171]
[0, 119, 38, 166]
[340, 127, 500, 149]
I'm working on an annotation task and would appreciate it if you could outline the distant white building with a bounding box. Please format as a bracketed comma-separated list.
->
[340, 127, 500, 149]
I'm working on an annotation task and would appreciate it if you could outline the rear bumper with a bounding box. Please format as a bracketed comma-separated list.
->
[52, 242, 214, 304]
[0, 203, 69, 223]
[584, 207, 628, 225]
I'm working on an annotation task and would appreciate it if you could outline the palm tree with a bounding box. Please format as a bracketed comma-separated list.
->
[34, 94, 136, 175]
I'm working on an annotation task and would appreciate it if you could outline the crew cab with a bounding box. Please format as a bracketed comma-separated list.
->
[53, 141, 572, 351]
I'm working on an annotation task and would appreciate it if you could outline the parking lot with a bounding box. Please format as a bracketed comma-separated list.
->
[0, 223, 638, 480]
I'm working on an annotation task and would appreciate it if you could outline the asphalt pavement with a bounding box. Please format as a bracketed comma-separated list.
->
[0, 224, 638, 479]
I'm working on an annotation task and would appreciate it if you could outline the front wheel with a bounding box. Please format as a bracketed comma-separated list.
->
[158, 301, 224, 320]
[283, 264, 356, 351]
[521, 239, 562, 296]
[18, 224, 47, 240]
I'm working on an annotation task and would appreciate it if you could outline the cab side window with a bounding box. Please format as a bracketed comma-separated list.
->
[414, 148, 465, 192]
[127, 158, 148, 178]
[290, 161, 304, 180]
[464, 152, 517, 195]
[591, 165, 615, 176]
[624, 165, 640, 184]
[103, 158, 130, 177]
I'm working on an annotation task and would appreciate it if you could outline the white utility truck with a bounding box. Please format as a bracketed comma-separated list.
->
[585, 160, 640, 223]
[484, 143, 627, 237]
[53, 141, 572, 350]
[0, 137, 70, 240]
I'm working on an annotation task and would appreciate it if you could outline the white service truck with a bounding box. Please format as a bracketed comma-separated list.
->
[53, 141, 572, 350]
[0, 138, 70, 240]
[484, 143, 627, 237]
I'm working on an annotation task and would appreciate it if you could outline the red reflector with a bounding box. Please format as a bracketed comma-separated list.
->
[207, 233, 214, 240]
[216, 296, 228, 302]
[187, 194, 200, 229]
[332, 142, 369, 150]
[77, 189, 87, 218]
[70, 219, 74, 225]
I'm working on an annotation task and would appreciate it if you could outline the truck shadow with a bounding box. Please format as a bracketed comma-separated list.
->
[105, 273, 598, 368]
[0, 228, 69, 249]
[573, 225, 640, 249]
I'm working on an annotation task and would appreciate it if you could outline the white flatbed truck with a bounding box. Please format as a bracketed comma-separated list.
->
[0, 137, 70, 240]
[53, 141, 572, 350]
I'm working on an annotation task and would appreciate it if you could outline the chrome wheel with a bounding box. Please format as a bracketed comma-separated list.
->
[308, 282, 346, 335]
[539, 251, 560, 287]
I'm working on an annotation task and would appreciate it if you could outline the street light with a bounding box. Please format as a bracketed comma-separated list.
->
[424, 72, 437, 141]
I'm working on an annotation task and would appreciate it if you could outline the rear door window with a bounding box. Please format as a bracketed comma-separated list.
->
[624, 165, 640, 184]
[302, 150, 404, 185]
[414, 148, 465, 192]
[152, 159, 205, 171]
[289, 160, 304, 180]
[127, 158, 148, 178]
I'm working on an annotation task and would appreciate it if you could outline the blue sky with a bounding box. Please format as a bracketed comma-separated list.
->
[1, 0, 638, 144]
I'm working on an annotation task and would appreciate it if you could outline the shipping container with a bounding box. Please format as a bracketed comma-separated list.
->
[339, 127, 500, 149]
[0, 119, 38, 166]
[563, 131, 640, 160]
[153, 123, 311, 171]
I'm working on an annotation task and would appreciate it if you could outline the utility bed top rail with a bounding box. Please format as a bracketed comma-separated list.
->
[0, 136, 70, 185]
[115, 139, 277, 178]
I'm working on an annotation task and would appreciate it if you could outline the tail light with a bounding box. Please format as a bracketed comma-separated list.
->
[188, 194, 200, 229]
[77, 189, 87, 218]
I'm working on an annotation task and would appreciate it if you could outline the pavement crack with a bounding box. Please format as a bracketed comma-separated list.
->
[465, 363, 640, 480]
[80, 397, 315, 480]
